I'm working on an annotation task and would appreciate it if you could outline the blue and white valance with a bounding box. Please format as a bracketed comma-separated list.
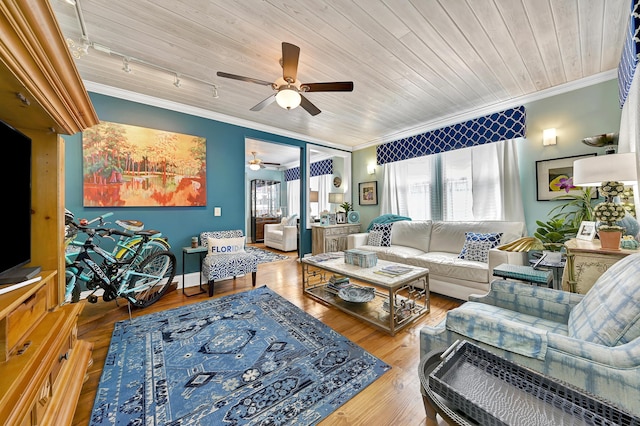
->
[285, 159, 333, 181]
[618, 0, 640, 107]
[377, 106, 526, 165]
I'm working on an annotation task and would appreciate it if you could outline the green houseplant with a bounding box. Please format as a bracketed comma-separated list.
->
[340, 201, 353, 213]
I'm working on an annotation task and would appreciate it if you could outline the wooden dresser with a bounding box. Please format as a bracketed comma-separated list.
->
[0, 1, 99, 424]
[562, 238, 636, 294]
[311, 223, 361, 254]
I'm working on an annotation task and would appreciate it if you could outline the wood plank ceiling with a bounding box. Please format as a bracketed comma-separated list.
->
[51, 0, 629, 150]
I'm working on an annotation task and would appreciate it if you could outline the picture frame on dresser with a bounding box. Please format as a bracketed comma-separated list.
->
[359, 181, 378, 205]
[336, 212, 346, 224]
[577, 221, 596, 241]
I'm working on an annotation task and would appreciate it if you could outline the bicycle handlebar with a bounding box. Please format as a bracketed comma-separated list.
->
[85, 212, 114, 225]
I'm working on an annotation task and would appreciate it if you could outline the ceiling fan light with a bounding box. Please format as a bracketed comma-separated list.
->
[249, 163, 261, 171]
[275, 88, 301, 110]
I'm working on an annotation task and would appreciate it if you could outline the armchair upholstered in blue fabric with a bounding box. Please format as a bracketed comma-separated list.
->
[420, 251, 640, 416]
[200, 230, 258, 297]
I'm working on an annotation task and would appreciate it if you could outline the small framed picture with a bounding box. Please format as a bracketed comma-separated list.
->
[336, 212, 346, 224]
[329, 213, 337, 225]
[576, 221, 596, 241]
[359, 181, 378, 205]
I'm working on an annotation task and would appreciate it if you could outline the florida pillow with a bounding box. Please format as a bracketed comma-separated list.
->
[458, 232, 503, 263]
[207, 236, 245, 255]
[370, 223, 393, 247]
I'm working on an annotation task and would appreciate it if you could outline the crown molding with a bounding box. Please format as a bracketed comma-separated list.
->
[83, 81, 352, 152]
[353, 69, 619, 151]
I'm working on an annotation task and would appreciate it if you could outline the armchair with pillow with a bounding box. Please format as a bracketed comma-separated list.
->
[200, 230, 258, 296]
[264, 214, 297, 252]
[420, 252, 640, 416]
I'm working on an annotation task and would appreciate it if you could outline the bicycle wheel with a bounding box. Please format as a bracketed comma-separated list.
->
[116, 238, 170, 266]
[126, 251, 176, 308]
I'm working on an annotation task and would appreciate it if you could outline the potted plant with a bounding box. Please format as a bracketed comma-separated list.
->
[340, 201, 353, 213]
[548, 186, 596, 229]
[593, 181, 626, 250]
[594, 181, 626, 250]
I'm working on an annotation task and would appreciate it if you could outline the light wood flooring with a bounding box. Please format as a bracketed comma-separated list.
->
[72, 245, 462, 426]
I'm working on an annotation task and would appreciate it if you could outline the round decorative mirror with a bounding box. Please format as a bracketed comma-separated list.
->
[333, 176, 342, 188]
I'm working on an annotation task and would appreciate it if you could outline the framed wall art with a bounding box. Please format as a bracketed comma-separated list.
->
[82, 121, 207, 207]
[359, 181, 378, 205]
[535, 154, 597, 201]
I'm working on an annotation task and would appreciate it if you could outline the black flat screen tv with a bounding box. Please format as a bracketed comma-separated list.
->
[0, 120, 38, 284]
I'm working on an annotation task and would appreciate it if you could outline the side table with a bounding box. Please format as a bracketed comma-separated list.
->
[528, 256, 565, 290]
[492, 264, 553, 287]
[182, 246, 207, 297]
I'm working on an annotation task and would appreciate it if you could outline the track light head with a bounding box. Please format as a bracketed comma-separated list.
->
[122, 57, 131, 73]
[174, 74, 181, 88]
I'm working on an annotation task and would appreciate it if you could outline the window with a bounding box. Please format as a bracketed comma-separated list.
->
[380, 140, 523, 222]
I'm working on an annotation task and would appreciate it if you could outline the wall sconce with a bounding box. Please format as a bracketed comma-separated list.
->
[367, 164, 376, 175]
[542, 128, 557, 146]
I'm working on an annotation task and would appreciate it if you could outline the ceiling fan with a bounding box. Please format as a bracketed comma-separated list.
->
[248, 152, 280, 170]
[217, 42, 354, 116]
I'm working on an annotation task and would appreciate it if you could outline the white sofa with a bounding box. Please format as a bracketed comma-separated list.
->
[347, 220, 527, 300]
[264, 221, 297, 252]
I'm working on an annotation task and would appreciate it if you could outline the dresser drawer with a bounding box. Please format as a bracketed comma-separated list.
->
[5, 284, 48, 356]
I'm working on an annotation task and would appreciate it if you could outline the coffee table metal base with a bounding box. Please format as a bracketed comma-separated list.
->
[301, 256, 429, 336]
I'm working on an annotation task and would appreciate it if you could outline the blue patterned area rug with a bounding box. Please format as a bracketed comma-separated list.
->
[245, 246, 290, 263]
[90, 286, 390, 425]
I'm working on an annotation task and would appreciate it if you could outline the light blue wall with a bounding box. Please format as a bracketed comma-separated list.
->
[351, 79, 622, 235]
[64, 93, 312, 274]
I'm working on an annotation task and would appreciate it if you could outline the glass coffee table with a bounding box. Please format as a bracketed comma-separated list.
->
[301, 253, 429, 336]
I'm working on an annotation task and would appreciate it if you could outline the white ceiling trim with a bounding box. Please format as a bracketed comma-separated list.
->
[355, 69, 619, 151]
[83, 80, 352, 152]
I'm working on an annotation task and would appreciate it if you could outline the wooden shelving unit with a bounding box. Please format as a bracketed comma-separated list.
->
[0, 1, 99, 424]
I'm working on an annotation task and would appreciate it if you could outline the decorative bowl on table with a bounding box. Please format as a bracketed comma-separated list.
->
[338, 286, 375, 303]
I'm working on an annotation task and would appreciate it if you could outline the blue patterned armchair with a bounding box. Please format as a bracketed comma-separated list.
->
[420, 252, 640, 416]
[200, 230, 258, 296]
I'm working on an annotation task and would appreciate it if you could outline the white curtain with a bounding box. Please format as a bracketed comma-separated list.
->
[380, 139, 524, 222]
[618, 65, 640, 214]
[286, 179, 300, 218]
[310, 174, 332, 217]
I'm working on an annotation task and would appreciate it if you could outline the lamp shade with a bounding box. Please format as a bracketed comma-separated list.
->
[309, 191, 318, 202]
[573, 153, 638, 186]
[328, 192, 344, 204]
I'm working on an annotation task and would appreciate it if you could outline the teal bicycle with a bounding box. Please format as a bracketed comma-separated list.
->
[64, 212, 176, 307]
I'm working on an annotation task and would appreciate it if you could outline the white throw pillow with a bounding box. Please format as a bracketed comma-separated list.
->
[207, 236, 245, 255]
[286, 214, 298, 226]
[367, 230, 384, 246]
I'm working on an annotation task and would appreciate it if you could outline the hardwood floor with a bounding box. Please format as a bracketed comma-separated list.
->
[72, 246, 462, 426]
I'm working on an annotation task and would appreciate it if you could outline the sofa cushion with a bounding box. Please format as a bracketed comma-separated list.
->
[265, 228, 284, 242]
[411, 252, 489, 283]
[569, 252, 640, 346]
[389, 220, 432, 252]
[458, 232, 503, 263]
[371, 223, 393, 246]
[446, 302, 568, 359]
[429, 221, 524, 254]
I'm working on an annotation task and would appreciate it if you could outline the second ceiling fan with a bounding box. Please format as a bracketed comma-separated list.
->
[217, 42, 353, 116]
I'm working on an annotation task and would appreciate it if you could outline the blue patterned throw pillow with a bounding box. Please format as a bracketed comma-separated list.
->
[370, 223, 393, 247]
[458, 232, 503, 263]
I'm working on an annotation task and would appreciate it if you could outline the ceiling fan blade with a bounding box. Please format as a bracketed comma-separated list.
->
[281, 42, 300, 82]
[262, 162, 281, 166]
[250, 94, 277, 111]
[302, 82, 354, 92]
[299, 95, 321, 116]
[216, 71, 273, 86]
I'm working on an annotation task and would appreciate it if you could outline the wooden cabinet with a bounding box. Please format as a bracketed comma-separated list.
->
[312, 223, 361, 255]
[561, 238, 635, 294]
[0, 1, 98, 424]
[251, 180, 281, 242]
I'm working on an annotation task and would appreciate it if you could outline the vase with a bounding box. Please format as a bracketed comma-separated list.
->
[599, 230, 622, 250]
